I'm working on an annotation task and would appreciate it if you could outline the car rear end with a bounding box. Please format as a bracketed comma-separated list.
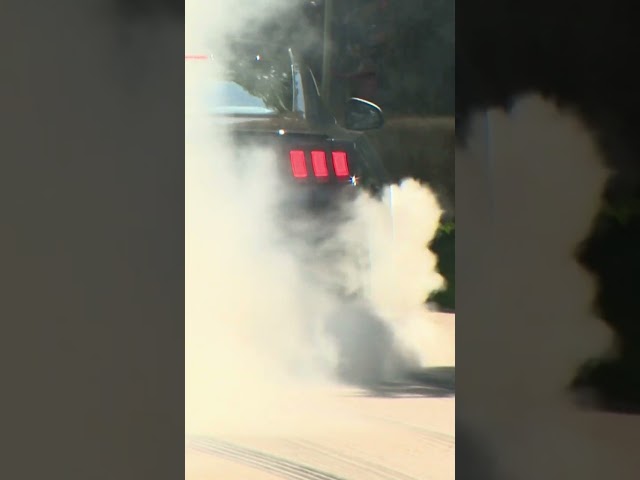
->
[185, 44, 375, 229]
[230, 126, 365, 216]
[186, 45, 379, 297]
[185, 46, 368, 214]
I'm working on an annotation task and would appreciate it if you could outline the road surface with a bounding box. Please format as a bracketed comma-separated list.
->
[186, 313, 455, 480]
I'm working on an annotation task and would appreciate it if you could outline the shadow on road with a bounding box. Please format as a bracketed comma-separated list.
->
[349, 366, 455, 399]
[323, 303, 455, 397]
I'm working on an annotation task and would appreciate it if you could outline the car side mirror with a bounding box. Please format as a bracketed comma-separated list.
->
[344, 97, 384, 131]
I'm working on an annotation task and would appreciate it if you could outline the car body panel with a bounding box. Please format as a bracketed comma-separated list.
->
[186, 43, 388, 196]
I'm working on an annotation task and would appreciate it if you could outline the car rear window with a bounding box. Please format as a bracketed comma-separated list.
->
[186, 46, 295, 116]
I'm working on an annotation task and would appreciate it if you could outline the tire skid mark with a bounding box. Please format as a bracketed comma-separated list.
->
[283, 438, 422, 480]
[188, 436, 348, 480]
[361, 415, 455, 450]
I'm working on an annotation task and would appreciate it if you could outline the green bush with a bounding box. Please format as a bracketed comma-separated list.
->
[365, 116, 455, 216]
[365, 116, 455, 312]
[428, 221, 455, 311]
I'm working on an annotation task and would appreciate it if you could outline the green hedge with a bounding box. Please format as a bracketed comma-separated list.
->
[428, 221, 455, 311]
[365, 116, 455, 312]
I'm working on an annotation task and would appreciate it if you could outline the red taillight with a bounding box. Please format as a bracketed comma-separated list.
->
[289, 150, 308, 178]
[332, 151, 349, 177]
[185, 54, 209, 60]
[311, 151, 329, 178]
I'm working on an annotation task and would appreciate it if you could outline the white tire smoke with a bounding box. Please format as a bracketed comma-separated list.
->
[185, 0, 448, 436]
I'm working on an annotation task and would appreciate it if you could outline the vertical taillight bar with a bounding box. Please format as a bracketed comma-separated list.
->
[332, 151, 349, 177]
[311, 151, 329, 178]
[289, 150, 308, 178]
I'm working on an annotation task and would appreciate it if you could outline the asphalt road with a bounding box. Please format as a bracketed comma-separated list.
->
[186, 386, 454, 480]
[186, 314, 455, 480]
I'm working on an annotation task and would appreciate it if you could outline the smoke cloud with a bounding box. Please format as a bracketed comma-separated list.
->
[185, 0, 447, 437]
[456, 93, 621, 480]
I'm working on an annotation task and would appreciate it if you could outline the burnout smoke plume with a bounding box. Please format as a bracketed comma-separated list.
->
[185, 0, 447, 436]
[457, 94, 623, 480]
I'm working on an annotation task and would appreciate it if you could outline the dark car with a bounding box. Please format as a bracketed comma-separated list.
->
[186, 41, 389, 215]
[186, 41, 391, 297]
